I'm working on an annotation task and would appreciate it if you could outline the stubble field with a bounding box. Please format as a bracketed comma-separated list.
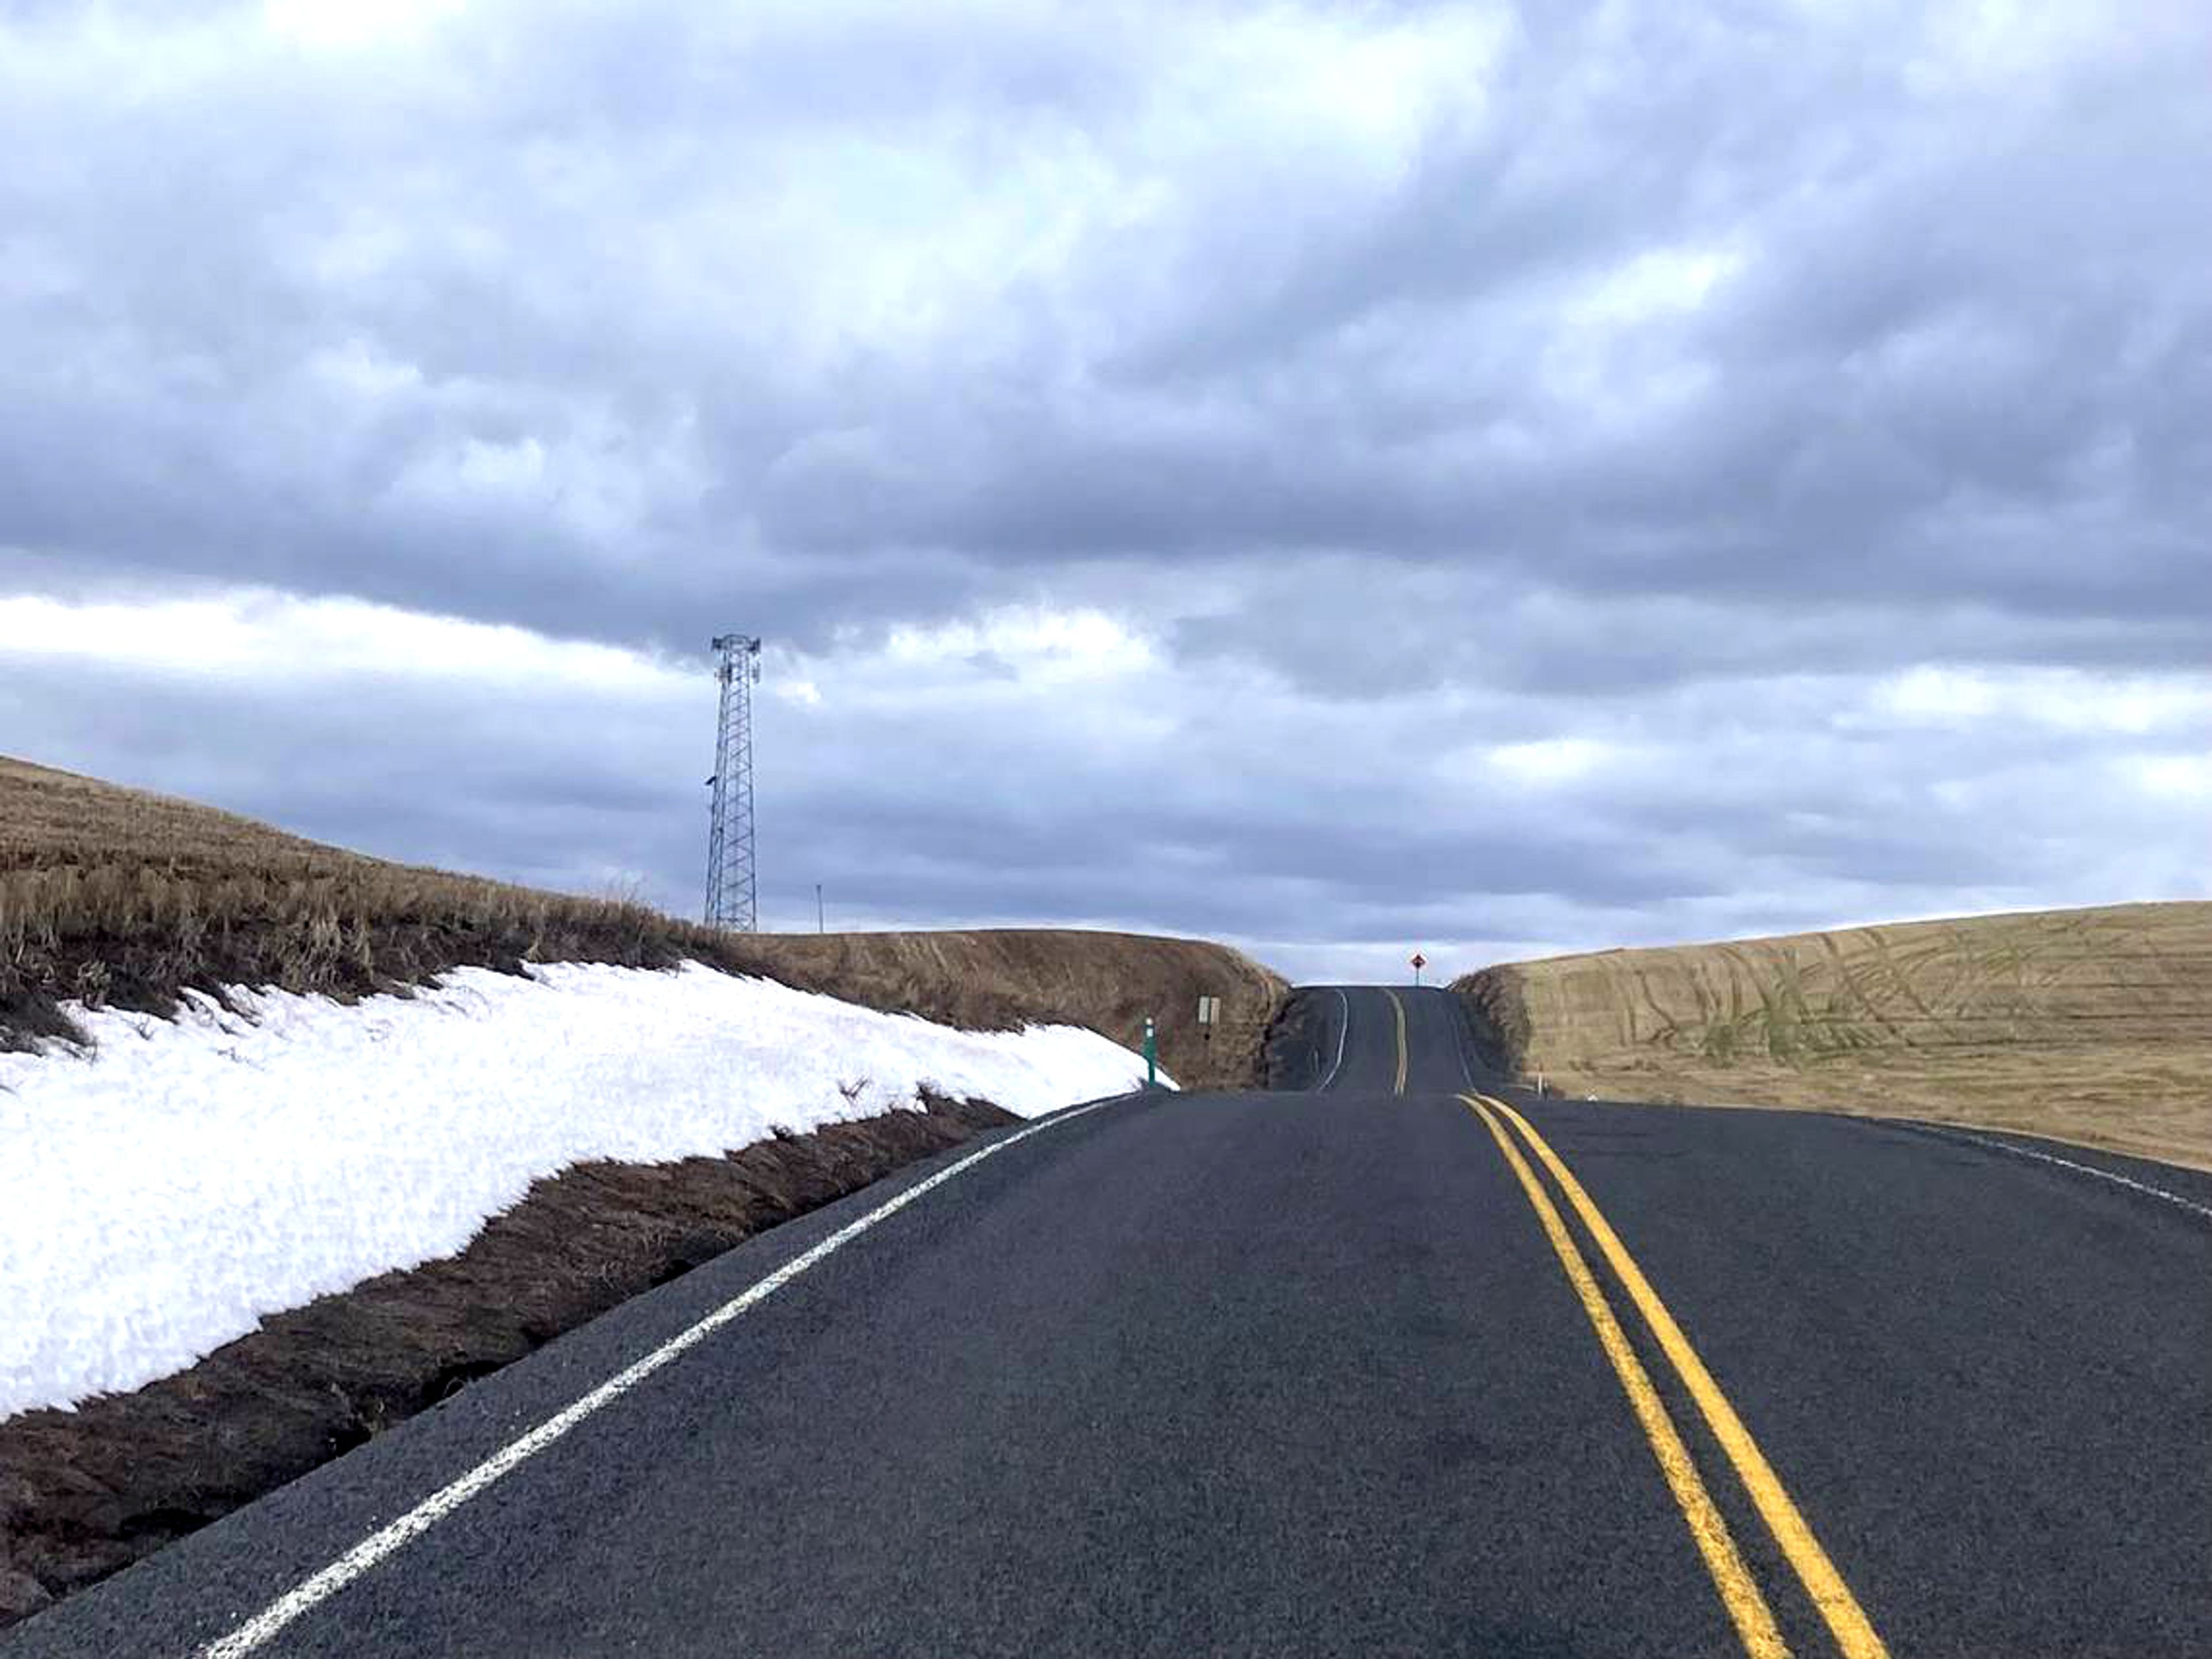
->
[1456, 903, 2212, 1171]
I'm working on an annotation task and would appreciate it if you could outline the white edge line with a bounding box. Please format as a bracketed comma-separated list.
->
[1900, 1121, 2212, 1226]
[1315, 988, 1352, 1092]
[197, 1094, 1126, 1659]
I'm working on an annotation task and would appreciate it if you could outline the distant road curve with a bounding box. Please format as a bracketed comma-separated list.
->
[8, 987, 2207, 1657]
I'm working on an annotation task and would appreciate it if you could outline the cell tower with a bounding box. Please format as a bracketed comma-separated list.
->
[704, 633, 763, 930]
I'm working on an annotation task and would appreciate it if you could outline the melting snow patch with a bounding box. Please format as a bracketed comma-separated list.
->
[0, 961, 1161, 1419]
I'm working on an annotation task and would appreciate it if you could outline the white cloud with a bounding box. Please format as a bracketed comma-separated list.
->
[881, 607, 1157, 679]
[2130, 754, 2212, 801]
[1575, 244, 1745, 328]
[1485, 737, 1620, 787]
[261, 0, 465, 54]
[1866, 666, 2212, 736]
[0, 591, 681, 697]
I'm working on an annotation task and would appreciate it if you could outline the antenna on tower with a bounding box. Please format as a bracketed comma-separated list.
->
[704, 633, 763, 931]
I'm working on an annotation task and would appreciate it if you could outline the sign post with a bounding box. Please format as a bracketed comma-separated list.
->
[1196, 995, 1221, 1046]
[1143, 1016, 1158, 1087]
[1411, 952, 1427, 987]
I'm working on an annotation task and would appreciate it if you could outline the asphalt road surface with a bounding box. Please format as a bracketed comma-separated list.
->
[9, 987, 2209, 1657]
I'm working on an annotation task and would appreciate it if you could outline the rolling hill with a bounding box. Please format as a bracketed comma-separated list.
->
[1456, 903, 2212, 1169]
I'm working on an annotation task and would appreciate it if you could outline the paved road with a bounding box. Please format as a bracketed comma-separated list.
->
[9, 987, 2209, 1657]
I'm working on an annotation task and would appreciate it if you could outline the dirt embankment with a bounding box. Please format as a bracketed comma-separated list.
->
[0, 1095, 1016, 1626]
[0, 755, 1286, 1086]
[1454, 902, 2212, 1171]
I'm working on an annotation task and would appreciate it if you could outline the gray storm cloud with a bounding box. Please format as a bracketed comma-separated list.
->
[1, 0, 2207, 979]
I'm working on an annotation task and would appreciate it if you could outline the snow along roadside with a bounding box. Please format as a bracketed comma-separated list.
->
[0, 961, 1167, 1419]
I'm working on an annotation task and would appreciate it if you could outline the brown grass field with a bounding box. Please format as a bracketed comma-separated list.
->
[1456, 903, 2212, 1171]
[0, 755, 1283, 1088]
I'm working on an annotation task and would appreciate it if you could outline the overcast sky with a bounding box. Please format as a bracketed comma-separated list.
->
[3, 0, 2207, 983]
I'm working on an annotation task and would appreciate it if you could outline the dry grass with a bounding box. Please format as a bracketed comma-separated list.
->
[0, 756, 1285, 1085]
[1456, 902, 2212, 1172]
[733, 930, 1285, 1091]
[0, 755, 726, 1046]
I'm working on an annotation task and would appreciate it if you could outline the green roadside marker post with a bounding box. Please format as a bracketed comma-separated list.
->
[1143, 1016, 1158, 1088]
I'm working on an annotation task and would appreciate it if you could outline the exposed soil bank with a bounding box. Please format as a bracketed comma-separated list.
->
[0, 1093, 1016, 1629]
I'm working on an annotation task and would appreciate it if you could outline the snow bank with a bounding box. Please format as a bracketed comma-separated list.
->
[0, 961, 1162, 1419]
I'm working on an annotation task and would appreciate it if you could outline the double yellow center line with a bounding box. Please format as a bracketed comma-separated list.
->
[1460, 1093, 1888, 1659]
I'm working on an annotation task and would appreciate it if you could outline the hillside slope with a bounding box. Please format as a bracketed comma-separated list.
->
[0, 756, 1284, 1625]
[1455, 903, 2212, 1170]
[0, 755, 1283, 1085]
[736, 930, 1282, 1090]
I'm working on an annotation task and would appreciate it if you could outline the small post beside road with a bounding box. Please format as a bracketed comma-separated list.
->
[1196, 995, 1221, 1047]
[1143, 1016, 1158, 1088]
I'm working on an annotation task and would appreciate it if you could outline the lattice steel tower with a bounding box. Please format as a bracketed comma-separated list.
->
[704, 633, 763, 930]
